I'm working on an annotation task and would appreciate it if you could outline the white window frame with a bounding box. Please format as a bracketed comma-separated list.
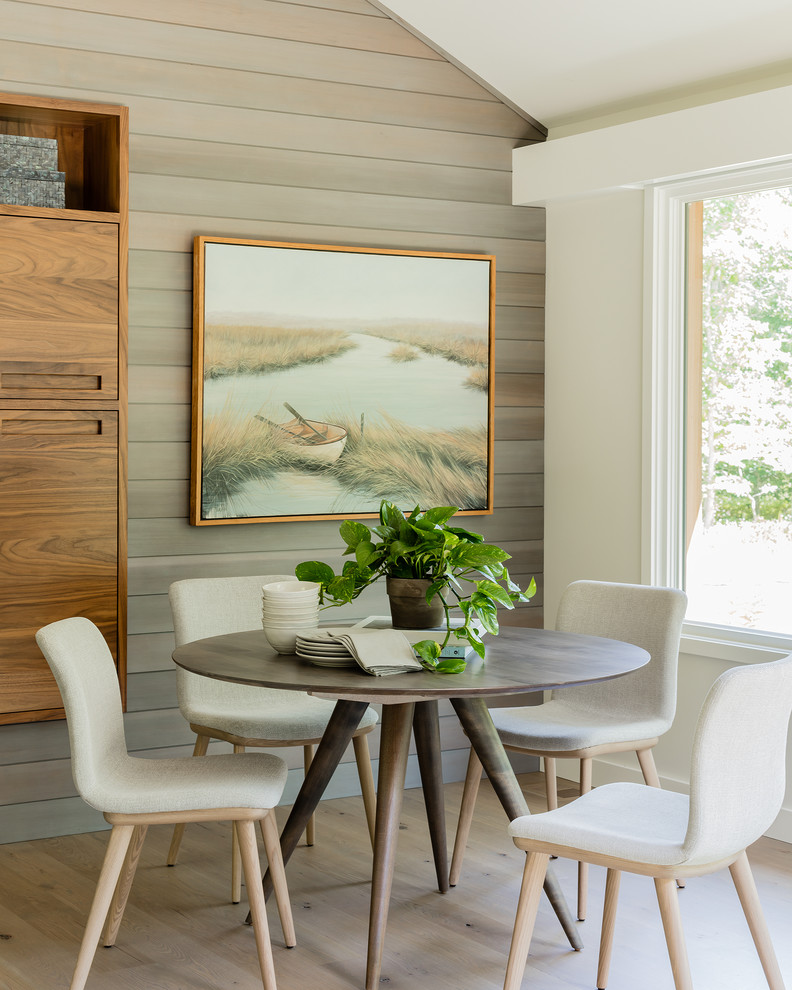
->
[644, 160, 792, 662]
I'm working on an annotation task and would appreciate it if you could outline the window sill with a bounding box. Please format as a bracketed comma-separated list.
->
[682, 620, 791, 664]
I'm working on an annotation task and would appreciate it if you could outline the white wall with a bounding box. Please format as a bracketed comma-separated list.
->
[519, 85, 792, 843]
[544, 189, 645, 607]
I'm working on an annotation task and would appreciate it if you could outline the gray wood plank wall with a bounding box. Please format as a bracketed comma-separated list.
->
[0, 0, 544, 842]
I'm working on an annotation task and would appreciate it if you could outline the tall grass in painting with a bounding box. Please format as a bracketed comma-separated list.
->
[326, 411, 488, 509]
[201, 405, 291, 513]
[388, 343, 419, 362]
[464, 367, 489, 391]
[200, 403, 488, 515]
[204, 324, 355, 379]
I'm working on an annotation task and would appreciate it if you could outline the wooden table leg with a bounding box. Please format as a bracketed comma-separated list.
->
[366, 701, 415, 990]
[450, 697, 583, 951]
[412, 700, 449, 894]
[252, 698, 369, 912]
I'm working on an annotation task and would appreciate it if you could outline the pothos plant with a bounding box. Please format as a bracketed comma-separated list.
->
[295, 500, 536, 673]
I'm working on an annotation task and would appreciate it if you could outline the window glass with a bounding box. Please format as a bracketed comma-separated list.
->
[685, 189, 792, 634]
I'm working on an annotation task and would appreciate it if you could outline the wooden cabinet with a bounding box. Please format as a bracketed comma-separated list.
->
[0, 93, 127, 723]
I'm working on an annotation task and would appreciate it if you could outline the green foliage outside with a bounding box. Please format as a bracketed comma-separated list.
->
[700, 190, 792, 525]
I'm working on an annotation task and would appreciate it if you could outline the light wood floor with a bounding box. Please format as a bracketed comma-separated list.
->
[1, 772, 791, 990]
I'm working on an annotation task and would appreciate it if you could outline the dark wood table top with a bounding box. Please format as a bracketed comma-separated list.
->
[172, 625, 650, 700]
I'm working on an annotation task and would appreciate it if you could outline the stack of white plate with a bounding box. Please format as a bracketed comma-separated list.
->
[261, 580, 320, 654]
[295, 628, 358, 668]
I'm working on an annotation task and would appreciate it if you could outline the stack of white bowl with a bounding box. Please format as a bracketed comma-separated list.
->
[261, 580, 320, 654]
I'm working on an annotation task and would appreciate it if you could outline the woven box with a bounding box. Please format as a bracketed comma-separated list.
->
[0, 167, 66, 208]
[0, 134, 59, 171]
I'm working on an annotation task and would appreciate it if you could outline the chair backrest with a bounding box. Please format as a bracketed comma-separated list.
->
[169, 574, 297, 709]
[35, 617, 128, 809]
[551, 580, 688, 727]
[682, 653, 792, 865]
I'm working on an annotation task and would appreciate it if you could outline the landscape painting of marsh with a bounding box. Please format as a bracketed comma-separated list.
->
[190, 236, 495, 524]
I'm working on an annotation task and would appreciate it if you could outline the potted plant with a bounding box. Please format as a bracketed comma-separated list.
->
[295, 500, 535, 673]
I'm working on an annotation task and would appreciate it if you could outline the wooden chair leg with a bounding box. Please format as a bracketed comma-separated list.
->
[102, 824, 148, 946]
[729, 850, 786, 990]
[449, 747, 483, 887]
[637, 747, 661, 788]
[544, 756, 558, 810]
[166, 733, 209, 866]
[353, 732, 377, 849]
[544, 756, 560, 860]
[70, 825, 135, 990]
[597, 868, 621, 989]
[577, 757, 593, 921]
[654, 876, 693, 990]
[503, 852, 550, 990]
[304, 744, 316, 846]
[231, 743, 245, 903]
[237, 819, 278, 990]
[260, 810, 296, 948]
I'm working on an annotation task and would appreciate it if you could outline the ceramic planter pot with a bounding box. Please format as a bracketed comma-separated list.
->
[386, 576, 444, 629]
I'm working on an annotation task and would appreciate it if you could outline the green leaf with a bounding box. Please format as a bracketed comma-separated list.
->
[389, 538, 425, 561]
[426, 578, 448, 603]
[295, 561, 335, 585]
[399, 516, 420, 544]
[476, 564, 508, 583]
[339, 519, 371, 549]
[452, 543, 510, 568]
[355, 540, 378, 567]
[436, 657, 467, 674]
[471, 597, 499, 635]
[468, 638, 486, 661]
[445, 524, 484, 543]
[422, 505, 459, 526]
[513, 576, 537, 602]
[475, 579, 514, 608]
[326, 574, 357, 602]
[380, 500, 406, 530]
[412, 639, 441, 664]
[340, 561, 377, 592]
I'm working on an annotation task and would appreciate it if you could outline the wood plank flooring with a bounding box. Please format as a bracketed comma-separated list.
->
[1, 772, 791, 989]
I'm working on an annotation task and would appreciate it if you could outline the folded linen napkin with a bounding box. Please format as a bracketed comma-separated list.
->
[297, 627, 357, 643]
[330, 629, 423, 677]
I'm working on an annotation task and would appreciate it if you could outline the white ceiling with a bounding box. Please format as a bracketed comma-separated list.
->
[376, 0, 792, 130]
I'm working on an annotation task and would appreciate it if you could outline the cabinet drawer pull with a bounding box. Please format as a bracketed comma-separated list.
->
[0, 361, 117, 399]
[0, 410, 117, 441]
[2, 372, 102, 392]
[2, 417, 103, 436]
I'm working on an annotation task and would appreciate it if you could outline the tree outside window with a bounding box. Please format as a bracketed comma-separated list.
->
[686, 189, 792, 633]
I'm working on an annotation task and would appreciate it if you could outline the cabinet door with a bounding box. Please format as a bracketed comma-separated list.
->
[0, 408, 118, 722]
[0, 216, 118, 401]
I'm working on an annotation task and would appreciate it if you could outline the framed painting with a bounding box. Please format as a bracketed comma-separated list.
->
[190, 236, 495, 525]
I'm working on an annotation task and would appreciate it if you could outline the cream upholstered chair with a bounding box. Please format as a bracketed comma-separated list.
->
[503, 653, 792, 990]
[450, 580, 687, 920]
[167, 574, 378, 901]
[35, 616, 294, 990]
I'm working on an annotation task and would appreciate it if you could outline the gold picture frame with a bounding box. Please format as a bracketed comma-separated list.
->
[190, 236, 495, 525]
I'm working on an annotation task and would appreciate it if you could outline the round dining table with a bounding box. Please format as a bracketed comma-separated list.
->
[173, 624, 649, 990]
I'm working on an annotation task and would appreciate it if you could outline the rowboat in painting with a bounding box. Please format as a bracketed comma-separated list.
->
[255, 403, 348, 465]
[278, 416, 348, 464]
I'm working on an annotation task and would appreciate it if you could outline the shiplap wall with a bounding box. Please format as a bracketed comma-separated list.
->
[0, 0, 545, 842]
